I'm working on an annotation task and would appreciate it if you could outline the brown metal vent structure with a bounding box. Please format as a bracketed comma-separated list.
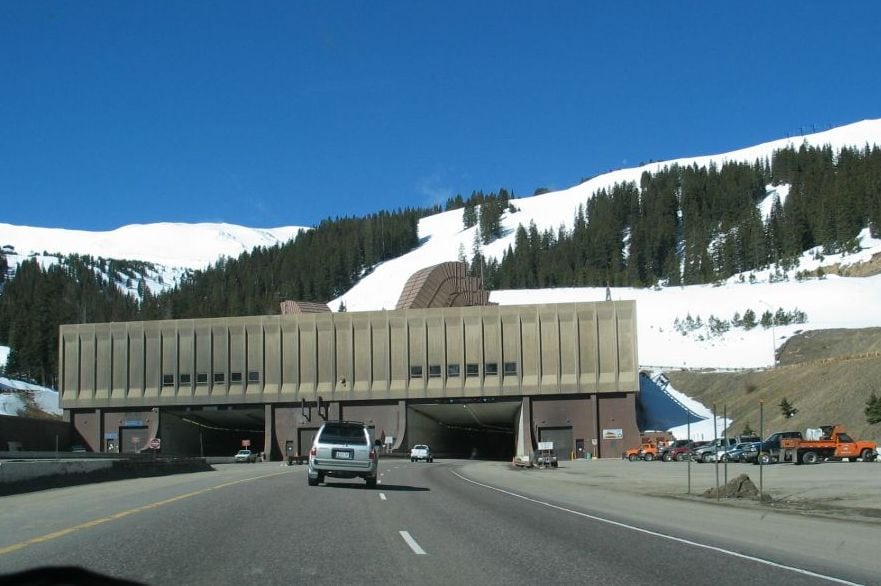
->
[279, 300, 331, 315]
[395, 261, 493, 310]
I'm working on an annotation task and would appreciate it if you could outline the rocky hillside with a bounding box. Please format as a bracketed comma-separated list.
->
[665, 328, 881, 444]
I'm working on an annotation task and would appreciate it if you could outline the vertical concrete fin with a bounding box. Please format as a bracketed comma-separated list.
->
[515, 398, 532, 459]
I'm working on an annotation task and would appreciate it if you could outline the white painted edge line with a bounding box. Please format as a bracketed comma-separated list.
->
[450, 470, 859, 586]
[379, 493, 387, 501]
[399, 531, 426, 555]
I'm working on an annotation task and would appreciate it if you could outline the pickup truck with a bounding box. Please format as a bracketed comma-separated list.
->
[624, 442, 660, 461]
[747, 431, 803, 464]
[780, 425, 877, 464]
[410, 444, 433, 462]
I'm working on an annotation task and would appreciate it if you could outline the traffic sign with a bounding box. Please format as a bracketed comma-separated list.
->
[148, 438, 161, 449]
[242, 439, 251, 447]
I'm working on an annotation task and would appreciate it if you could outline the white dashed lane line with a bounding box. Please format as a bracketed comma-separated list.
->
[399, 531, 427, 555]
[379, 493, 387, 501]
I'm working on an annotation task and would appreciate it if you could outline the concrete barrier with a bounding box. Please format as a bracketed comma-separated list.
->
[0, 459, 115, 484]
[0, 457, 214, 495]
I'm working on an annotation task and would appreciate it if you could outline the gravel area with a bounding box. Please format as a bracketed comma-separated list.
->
[462, 457, 881, 523]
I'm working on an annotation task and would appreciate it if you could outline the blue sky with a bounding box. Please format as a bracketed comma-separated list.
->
[2, 2, 880, 231]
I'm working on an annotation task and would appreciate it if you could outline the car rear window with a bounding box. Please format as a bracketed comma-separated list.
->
[319, 424, 368, 445]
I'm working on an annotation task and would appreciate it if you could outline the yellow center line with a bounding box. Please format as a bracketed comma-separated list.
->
[0, 469, 292, 556]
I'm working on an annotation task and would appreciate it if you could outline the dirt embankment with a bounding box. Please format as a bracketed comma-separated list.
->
[820, 251, 881, 278]
[664, 328, 881, 444]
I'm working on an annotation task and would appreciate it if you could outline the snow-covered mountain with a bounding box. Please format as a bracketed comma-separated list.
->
[0, 222, 308, 295]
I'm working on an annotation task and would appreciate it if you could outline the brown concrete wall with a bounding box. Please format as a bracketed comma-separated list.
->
[72, 410, 100, 451]
[341, 402, 405, 449]
[596, 393, 640, 458]
[271, 401, 404, 460]
[530, 396, 596, 460]
[98, 410, 159, 454]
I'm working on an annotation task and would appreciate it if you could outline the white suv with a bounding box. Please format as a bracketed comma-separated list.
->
[307, 421, 378, 488]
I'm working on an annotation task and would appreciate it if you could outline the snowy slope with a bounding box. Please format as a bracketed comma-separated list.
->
[0, 376, 62, 417]
[332, 118, 881, 312]
[0, 222, 307, 271]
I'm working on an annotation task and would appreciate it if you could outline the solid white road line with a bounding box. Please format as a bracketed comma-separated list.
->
[399, 531, 426, 555]
[451, 470, 860, 586]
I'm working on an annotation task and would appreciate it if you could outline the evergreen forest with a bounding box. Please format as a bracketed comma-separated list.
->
[1, 143, 880, 387]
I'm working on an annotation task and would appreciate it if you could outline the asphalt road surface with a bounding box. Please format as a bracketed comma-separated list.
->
[0, 459, 877, 585]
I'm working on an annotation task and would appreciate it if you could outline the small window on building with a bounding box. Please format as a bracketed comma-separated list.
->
[196, 373, 208, 385]
[504, 362, 518, 376]
[230, 372, 243, 383]
[248, 371, 261, 383]
[428, 365, 442, 378]
[162, 374, 175, 387]
[214, 372, 225, 384]
[485, 362, 498, 376]
[466, 363, 479, 377]
[410, 365, 423, 378]
[179, 373, 191, 385]
[447, 364, 460, 377]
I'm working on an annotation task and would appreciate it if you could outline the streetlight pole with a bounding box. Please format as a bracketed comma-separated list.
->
[759, 299, 776, 368]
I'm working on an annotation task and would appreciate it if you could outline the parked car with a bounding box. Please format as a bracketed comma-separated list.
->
[410, 444, 433, 462]
[307, 421, 378, 488]
[234, 449, 257, 463]
[744, 431, 804, 464]
[692, 438, 738, 463]
[719, 442, 761, 463]
[660, 439, 694, 462]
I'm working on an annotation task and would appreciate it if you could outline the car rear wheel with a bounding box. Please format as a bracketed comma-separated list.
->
[366, 476, 377, 489]
[628, 454, 638, 461]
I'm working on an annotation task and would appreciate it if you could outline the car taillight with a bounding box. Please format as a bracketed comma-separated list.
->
[369, 448, 377, 461]
[310, 446, 317, 456]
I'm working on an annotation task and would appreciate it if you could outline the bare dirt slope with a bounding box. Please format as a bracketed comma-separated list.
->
[664, 328, 881, 444]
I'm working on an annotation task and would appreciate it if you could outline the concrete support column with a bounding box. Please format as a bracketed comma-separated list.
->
[264, 403, 275, 460]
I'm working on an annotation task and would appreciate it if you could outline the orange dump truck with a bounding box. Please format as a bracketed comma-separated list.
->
[780, 425, 877, 465]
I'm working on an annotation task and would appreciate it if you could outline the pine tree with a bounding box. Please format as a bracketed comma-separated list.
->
[778, 397, 798, 419]
[865, 392, 881, 425]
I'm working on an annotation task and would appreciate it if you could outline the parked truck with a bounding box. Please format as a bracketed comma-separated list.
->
[624, 441, 661, 462]
[780, 425, 877, 465]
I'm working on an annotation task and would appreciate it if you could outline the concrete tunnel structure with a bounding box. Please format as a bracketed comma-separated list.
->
[57, 262, 640, 461]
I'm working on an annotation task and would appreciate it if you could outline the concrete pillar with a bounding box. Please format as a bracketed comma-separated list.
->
[264, 403, 274, 460]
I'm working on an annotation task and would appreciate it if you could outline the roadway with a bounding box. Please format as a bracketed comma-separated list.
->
[0, 459, 876, 585]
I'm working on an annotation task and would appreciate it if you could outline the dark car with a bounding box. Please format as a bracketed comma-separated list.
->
[743, 431, 803, 464]
[720, 441, 761, 463]
[660, 439, 694, 462]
